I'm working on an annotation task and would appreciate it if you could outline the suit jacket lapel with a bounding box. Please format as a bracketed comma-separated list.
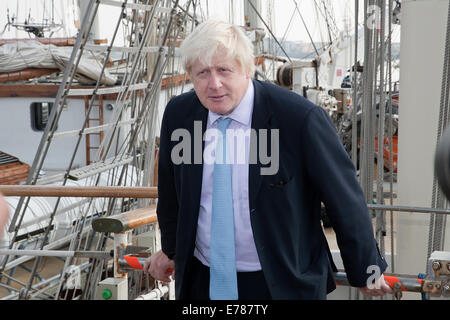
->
[184, 94, 208, 222]
[249, 80, 273, 209]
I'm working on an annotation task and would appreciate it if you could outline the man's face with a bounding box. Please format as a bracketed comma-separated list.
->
[190, 54, 250, 115]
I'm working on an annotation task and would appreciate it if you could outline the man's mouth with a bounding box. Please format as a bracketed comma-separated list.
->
[208, 94, 226, 102]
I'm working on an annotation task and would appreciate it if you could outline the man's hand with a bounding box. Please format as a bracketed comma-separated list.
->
[143, 250, 175, 283]
[359, 274, 393, 297]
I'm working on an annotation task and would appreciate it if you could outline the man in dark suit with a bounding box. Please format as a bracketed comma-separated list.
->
[144, 20, 392, 300]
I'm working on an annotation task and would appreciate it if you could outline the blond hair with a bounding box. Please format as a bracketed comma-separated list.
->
[180, 20, 255, 76]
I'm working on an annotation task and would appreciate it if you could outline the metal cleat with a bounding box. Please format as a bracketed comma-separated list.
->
[393, 282, 402, 300]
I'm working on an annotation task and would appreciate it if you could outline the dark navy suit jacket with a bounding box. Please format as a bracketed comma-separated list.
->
[156, 79, 387, 299]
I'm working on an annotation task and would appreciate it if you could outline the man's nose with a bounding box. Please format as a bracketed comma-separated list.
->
[208, 72, 222, 89]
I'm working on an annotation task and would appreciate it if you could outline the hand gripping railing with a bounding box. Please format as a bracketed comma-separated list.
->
[334, 251, 450, 300]
[91, 202, 173, 300]
[334, 272, 424, 300]
[1, 185, 168, 299]
[91, 204, 158, 278]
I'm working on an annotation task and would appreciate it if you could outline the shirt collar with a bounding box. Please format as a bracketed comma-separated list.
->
[208, 80, 254, 127]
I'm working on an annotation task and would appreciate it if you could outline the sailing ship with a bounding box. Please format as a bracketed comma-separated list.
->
[0, 0, 448, 301]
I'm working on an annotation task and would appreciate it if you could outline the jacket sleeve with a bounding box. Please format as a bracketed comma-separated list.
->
[301, 106, 387, 287]
[156, 101, 179, 260]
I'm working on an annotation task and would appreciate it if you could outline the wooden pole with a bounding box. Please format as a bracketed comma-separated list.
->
[0, 185, 158, 199]
[92, 205, 158, 233]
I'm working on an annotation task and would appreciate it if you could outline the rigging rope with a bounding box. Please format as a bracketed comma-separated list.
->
[375, 0, 387, 265]
[292, 0, 320, 57]
[387, 0, 395, 275]
[246, 0, 292, 63]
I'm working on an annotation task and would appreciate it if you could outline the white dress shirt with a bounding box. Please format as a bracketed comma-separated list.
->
[193, 80, 262, 271]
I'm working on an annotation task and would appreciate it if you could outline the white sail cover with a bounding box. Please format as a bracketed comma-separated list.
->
[0, 40, 117, 85]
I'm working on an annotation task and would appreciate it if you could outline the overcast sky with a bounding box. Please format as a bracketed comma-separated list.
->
[203, 0, 358, 42]
[0, 0, 400, 43]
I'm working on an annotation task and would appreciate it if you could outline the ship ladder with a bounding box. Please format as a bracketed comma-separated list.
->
[84, 95, 104, 165]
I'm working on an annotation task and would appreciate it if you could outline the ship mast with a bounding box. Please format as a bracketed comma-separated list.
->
[243, 0, 262, 29]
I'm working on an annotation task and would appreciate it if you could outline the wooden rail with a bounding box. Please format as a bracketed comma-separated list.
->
[0, 37, 107, 46]
[0, 68, 59, 83]
[92, 204, 158, 233]
[0, 185, 158, 199]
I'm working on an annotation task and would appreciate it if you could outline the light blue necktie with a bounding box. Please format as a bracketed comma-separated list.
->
[209, 117, 238, 300]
